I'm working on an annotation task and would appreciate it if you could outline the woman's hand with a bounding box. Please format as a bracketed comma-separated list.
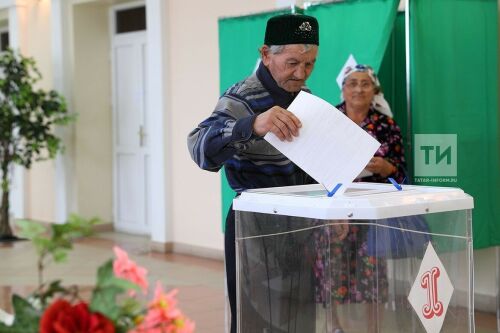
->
[253, 106, 302, 141]
[365, 157, 396, 177]
[331, 220, 349, 242]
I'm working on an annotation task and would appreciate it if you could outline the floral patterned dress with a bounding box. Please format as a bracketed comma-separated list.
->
[313, 104, 406, 305]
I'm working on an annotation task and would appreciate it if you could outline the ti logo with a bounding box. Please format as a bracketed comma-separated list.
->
[408, 243, 453, 333]
[414, 134, 457, 177]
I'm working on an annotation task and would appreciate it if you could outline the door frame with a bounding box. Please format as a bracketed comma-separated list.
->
[52, 0, 169, 242]
[110, 2, 148, 234]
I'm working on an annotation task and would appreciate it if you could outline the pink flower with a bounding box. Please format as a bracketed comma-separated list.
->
[113, 246, 148, 295]
[129, 282, 195, 333]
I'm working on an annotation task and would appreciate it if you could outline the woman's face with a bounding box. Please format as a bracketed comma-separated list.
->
[342, 72, 376, 110]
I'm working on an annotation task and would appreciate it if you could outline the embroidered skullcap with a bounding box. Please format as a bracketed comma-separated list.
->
[341, 64, 393, 117]
[264, 14, 319, 46]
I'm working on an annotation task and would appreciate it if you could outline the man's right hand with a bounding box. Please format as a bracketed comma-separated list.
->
[252, 106, 302, 141]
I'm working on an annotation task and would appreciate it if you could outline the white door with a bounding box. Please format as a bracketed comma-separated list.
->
[111, 26, 150, 234]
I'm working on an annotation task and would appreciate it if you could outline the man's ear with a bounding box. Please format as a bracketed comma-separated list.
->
[260, 45, 270, 66]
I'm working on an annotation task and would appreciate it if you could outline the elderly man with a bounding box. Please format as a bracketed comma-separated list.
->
[187, 13, 319, 332]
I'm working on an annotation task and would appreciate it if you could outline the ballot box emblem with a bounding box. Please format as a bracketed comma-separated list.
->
[408, 242, 454, 333]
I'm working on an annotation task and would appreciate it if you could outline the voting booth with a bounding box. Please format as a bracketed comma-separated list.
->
[233, 182, 474, 333]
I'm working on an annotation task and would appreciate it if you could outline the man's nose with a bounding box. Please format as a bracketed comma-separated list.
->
[294, 64, 307, 80]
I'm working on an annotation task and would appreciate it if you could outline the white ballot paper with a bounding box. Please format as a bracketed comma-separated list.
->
[357, 168, 374, 179]
[264, 91, 381, 194]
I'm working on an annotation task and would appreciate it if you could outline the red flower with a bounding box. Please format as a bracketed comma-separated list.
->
[337, 286, 348, 297]
[40, 299, 115, 333]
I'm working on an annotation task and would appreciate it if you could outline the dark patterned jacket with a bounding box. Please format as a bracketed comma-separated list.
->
[187, 62, 313, 193]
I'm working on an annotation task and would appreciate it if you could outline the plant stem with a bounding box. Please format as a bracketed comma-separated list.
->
[38, 251, 46, 288]
[0, 155, 12, 237]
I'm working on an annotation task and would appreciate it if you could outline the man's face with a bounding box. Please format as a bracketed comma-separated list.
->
[261, 44, 318, 93]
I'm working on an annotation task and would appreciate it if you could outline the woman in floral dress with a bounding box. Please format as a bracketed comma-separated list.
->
[313, 64, 406, 333]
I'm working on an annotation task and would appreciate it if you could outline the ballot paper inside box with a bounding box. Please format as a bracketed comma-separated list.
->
[233, 182, 474, 333]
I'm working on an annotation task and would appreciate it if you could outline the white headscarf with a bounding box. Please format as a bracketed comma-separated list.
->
[340, 64, 393, 118]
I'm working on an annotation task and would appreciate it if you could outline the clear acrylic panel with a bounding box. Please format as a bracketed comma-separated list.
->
[235, 209, 473, 333]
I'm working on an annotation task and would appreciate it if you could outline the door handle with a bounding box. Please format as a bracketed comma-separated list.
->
[138, 125, 146, 147]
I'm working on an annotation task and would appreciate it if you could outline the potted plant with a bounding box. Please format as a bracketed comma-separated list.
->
[0, 217, 195, 332]
[0, 49, 73, 240]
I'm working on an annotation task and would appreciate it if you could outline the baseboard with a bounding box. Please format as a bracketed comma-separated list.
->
[150, 240, 224, 261]
[474, 291, 497, 313]
[150, 240, 174, 253]
[92, 222, 114, 232]
[12, 219, 113, 233]
[173, 242, 224, 260]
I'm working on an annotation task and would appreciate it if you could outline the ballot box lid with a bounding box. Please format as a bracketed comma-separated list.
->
[233, 182, 473, 220]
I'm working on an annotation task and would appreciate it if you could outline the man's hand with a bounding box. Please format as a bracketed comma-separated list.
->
[253, 106, 302, 141]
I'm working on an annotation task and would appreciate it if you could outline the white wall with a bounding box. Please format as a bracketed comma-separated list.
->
[474, 248, 498, 311]
[72, 2, 113, 222]
[23, 0, 56, 222]
[167, 0, 276, 254]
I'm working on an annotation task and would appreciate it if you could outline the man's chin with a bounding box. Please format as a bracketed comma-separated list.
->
[283, 84, 304, 93]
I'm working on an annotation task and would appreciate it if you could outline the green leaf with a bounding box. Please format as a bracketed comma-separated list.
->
[89, 285, 123, 321]
[0, 295, 40, 333]
[89, 260, 140, 321]
[51, 248, 67, 263]
[31, 280, 67, 307]
[114, 299, 144, 333]
[95, 261, 139, 291]
[12, 215, 99, 288]
[15, 220, 46, 240]
[0, 48, 75, 194]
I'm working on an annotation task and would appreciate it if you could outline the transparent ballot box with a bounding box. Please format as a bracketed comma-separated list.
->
[233, 183, 474, 333]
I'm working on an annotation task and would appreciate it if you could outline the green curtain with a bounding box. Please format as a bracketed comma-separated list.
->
[411, 0, 500, 249]
[218, 1, 399, 231]
[304, 0, 399, 105]
[218, 9, 294, 231]
[378, 13, 408, 156]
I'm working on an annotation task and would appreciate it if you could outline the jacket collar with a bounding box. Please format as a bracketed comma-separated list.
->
[256, 61, 297, 109]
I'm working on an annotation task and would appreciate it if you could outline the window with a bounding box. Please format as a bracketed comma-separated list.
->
[0, 31, 8, 51]
[116, 6, 146, 34]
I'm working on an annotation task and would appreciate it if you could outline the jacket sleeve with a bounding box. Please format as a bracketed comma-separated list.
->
[187, 94, 257, 172]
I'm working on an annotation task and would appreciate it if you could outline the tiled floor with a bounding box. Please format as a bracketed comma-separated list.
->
[0, 231, 498, 332]
[0, 231, 226, 333]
